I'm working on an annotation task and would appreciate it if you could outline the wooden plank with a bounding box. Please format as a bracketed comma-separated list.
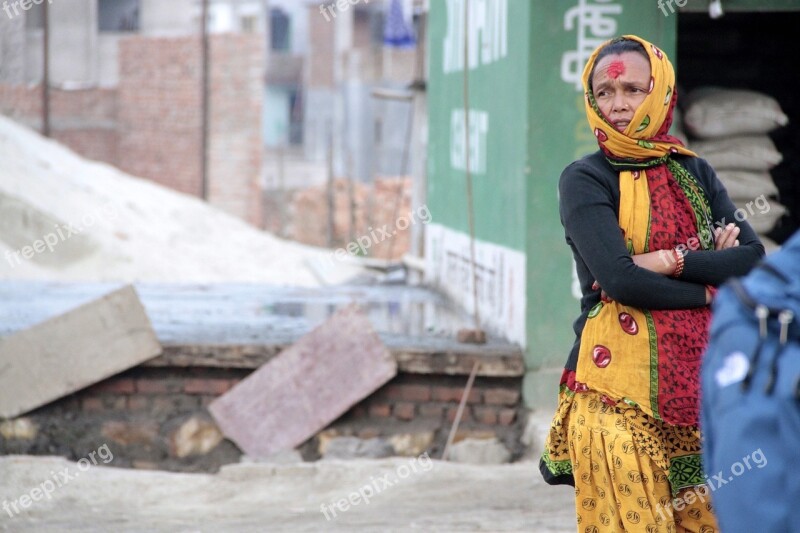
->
[0, 285, 162, 418]
[209, 304, 397, 458]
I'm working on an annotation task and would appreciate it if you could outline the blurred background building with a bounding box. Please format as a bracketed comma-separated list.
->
[1, 0, 798, 437]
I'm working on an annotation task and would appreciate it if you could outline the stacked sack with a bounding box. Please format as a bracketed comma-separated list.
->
[683, 87, 789, 253]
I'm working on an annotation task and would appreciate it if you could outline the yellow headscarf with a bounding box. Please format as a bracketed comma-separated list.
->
[582, 34, 696, 162]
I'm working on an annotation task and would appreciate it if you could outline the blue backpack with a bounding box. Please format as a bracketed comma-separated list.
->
[702, 229, 800, 533]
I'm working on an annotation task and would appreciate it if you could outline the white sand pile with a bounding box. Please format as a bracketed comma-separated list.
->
[0, 115, 361, 285]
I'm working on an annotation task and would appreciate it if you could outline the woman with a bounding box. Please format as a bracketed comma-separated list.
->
[540, 35, 764, 532]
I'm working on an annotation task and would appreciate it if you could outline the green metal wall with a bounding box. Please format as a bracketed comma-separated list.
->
[426, 0, 530, 252]
[427, 0, 682, 408]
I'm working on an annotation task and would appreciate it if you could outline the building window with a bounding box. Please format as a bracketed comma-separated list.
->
[270, 8, 290, 52]
[98, 0, 140, 32]
[241, 14, 258, 34]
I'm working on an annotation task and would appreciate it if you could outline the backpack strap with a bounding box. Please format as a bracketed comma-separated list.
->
[728, 277, 796, 394]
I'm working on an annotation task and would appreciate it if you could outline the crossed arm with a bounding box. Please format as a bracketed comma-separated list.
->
[629, 224, 742, 299]
[559, 160, 764, 310]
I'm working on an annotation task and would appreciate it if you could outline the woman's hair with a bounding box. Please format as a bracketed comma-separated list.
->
[589, 38, 649, 90]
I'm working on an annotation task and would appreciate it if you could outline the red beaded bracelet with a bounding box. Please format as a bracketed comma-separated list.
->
[671, 248, 685, 278]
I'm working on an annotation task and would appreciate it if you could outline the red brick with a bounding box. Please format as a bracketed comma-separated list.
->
[474, 406, 498, 425]
[393, 402, 416, 421]
[350, 405, 367, 418]
[109, 397, 127, 410]
[152, 397, 174, 412]
[498, 408, 517, 426]
[152, 395, 200, 412]
[446, 406, 472, 423]
[368, 404, 391, 417]
[358, 428, 381, 439]
[484, 388, 521, 406]
[102, 420, 159, 446]
[418, 404, 445, 419]
[384, 384, 431, 402]
[432, 386, 481, 404]
[127, 396, 150, 410]
[136, 379, 170, 394]
[90, 378, 136, 394]
[82, 397, 104, 412]
[184, 378, 231, 395]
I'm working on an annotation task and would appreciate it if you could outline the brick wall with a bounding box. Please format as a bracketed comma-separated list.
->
[0, 366, 525, 471]
[266, 176, 414, 260]
[117, 37, 203, 198]
[117, 34, 263, 225]
[349, 374, 520, 428]
[207, 34, 264, 226]
[0, 33, 263, 226]
[0, 84, 43, 123]
[0, 84, 119, 166]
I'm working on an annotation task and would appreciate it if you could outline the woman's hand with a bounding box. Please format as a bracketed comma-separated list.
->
[627, 224, 741, 277]
[595, 229, 741, 299]
[714, 223, 740, 250]
[591, 280, 612, 303]
[631, 250, 677, 275]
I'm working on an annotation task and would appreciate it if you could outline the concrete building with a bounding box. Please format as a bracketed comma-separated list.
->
[0, 0, 266, 226]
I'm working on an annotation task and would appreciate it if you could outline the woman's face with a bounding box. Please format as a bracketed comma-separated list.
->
[591, 51, 651, 133]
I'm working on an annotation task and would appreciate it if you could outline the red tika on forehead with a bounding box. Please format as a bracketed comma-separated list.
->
[607, 60, 626, 79]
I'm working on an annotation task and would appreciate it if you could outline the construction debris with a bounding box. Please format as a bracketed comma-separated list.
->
[0, 285, 161, 419]
[209, 305, 398, 458]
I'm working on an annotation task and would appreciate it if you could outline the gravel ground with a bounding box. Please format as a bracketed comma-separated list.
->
[0, 455, 575, 532]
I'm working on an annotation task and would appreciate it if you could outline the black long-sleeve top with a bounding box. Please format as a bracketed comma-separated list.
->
[560, 150, 765, 370]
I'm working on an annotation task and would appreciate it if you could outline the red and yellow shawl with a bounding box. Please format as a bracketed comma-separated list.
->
[575, 35, 714, 426]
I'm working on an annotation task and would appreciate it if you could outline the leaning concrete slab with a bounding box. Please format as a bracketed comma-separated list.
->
[209, 304, 397, 458]
[0, 285, 161, 418]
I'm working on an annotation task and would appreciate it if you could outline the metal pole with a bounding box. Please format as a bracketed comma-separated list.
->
[327, 129, 335, 248]
[278, 144, 287, 238]
[347, 152, 356, 244]
[200, 0, 210, 200]
[463, 0, 482, 335]
[442, 360, 480, 461]
[42, 0, 50, 137]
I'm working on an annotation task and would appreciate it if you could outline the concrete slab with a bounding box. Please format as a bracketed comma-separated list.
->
[0, 282, 524, 377]
[209, 305, 398, 458]
[0, 285, 161, 418]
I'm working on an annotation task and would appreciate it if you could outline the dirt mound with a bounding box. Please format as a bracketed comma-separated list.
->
[0, 115, 361, 285]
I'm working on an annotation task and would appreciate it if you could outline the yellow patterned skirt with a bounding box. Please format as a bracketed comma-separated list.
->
[542, 388, 718, 532]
